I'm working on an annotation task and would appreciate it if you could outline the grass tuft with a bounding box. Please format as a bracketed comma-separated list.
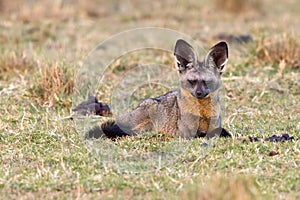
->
[28, 62, 74, 108]
[254, 33, 300, 69]
[0, 51, 36, 80]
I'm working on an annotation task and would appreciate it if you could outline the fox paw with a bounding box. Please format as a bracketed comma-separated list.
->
[206, 128, 232, 138]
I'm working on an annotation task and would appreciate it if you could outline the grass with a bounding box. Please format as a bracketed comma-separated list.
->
[0, 0, 300, 199]
[0, 50, 36, 80]
[254, 33, 300, 69]
[28, 61, 74, 108]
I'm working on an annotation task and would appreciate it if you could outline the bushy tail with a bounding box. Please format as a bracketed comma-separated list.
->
[85, 121, 131, 139]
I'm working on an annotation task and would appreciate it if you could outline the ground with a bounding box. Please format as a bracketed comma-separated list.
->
[0, 0, 299, 199]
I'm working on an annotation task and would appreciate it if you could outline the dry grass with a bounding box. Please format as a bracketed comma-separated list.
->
[254, 33, 300, 69]
[214, 0, 262, 14]
[0, 0, 119, 22]
[0, 0, 76, 22]
[181, 176, 261, 200]
[0, 51, 36, 80]
[28, 62, 74, 108]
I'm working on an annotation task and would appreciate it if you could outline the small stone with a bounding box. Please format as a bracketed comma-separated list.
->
[288, 136, 295, 141]
[202, 142, 208, 147]
[268, 151, 279, 156]
[282, 133, 289, 140]
[275, 136, 282, 142]
[249, 136, 260, 142]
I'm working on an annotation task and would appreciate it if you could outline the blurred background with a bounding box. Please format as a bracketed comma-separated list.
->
[1, 0, 299, 52]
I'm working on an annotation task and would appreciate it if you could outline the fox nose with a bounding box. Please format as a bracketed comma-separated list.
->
[196, 90, 209, 98]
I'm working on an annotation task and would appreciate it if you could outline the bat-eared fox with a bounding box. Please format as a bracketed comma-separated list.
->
[86, 39, 232, 139]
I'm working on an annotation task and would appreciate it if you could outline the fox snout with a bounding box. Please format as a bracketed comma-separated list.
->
[196, 88, 209, 98]
[194, 81, 210, 98]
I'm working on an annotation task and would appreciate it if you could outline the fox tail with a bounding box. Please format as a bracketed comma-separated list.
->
[85, 121, 132, 139]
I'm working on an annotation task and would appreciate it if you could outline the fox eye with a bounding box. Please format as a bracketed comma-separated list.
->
[204, 80, 214, 87]
[188, 80, 197, 85]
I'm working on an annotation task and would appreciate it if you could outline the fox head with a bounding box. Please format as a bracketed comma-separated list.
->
[174, 39, 228, 99]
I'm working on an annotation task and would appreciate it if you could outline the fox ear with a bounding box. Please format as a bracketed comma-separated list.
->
[174, 39, 197, 73]
[205, 41, 228, 74]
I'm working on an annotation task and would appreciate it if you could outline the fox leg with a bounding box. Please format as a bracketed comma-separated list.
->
[177, 113, 201, 139]
[206, 127, 232, 138]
